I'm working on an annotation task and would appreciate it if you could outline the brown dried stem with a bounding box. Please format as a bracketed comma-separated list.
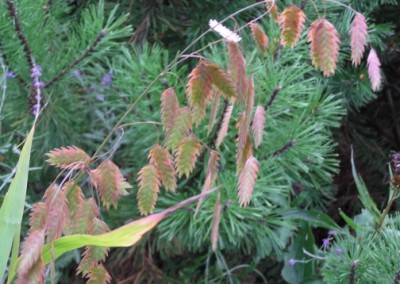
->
[5, 0, 35, 69]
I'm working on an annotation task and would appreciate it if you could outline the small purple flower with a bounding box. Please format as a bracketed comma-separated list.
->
[288, 258, 296, 266]
[328, 230, 337, 236]
[34, 81, 44, 88]
[72, 70, 83, 78]
[101, 71, 113, 86]
[6, 71, 15, 78]
[31, 65, 42, 78]
[32, 104, 40, 116]
[322, 238, 331, 247]
[87, 84, 96, 92]
[332, 248, 343, 256]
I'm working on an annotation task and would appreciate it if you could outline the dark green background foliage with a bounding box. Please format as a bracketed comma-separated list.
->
[1, 0, 400, 282]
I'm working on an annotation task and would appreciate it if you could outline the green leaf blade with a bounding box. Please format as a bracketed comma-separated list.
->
[0, 125, 35, 281]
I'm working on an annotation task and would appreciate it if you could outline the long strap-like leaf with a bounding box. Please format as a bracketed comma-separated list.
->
[40, 188, 218, 264]
[0, 125, 35, 281]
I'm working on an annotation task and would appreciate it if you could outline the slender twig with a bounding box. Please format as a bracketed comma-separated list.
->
[209, 264, 268, 284]
[5, 0, 35, 69]
[44, 29, 106, 88]
[375, 187, 400, 231]
[324, 0, 357, 13]
[0, 54, 7, 115]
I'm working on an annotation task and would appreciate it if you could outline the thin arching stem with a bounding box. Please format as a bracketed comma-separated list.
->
[91, 1, 267, 159]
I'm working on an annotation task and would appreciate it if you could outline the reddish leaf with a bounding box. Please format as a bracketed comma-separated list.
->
[237, 134, 253, 173]
[195, 151, 220, 215]
[161, 88, 179, 137]
[64, 181, 84, 214]
[207, 62, 237, 100]
[16, 257, 45, 284]
[244, 77, 255, 135]
[227, 41, 247, 104]
[45, 184, 69, 241]
[238, 156, 259, 207]
[137, 164, 160, 215]
[72, 198, 99, 234]
[252, 105, 266, 148]
[29, 202, 47, 232]
[234, 79, 254, 164]
[149, 144, 177, 192]
[78, 218, 110, 276]
[350, 13, 368, 66]
[266, 1, 279, 23]
[216, 105, 233, 147]
[236, 111, 254, 173]
[308, 19, 341, 77]
[17, 229, 45, 276]
[206, 150, 220, 186]
[367, 48, 382, 92]
[187, 61, 235, 124]
[86, 265, 111, 284]
[279, 5, 306, 48]
[187, 61, 214, 123]
[211, 193, 221, 251]
[207, 90, 221, 135]
[90, 159, 131, 209]
[165, 107, 192, 151]
[63, 182, 85, 235]
[174, 135, 202, 178]
[250, 23, 269, 55]
[46, 145, 90, 170]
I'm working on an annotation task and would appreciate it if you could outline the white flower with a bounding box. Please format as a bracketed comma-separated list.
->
[209, 19, 242, 43]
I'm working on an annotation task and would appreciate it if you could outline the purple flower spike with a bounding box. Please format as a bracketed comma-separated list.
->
[101, 70, 113, 86]
[34, 81, 44, 88]
[288, 258, 296, 266]
[6, 71, 15, 78]
[31, 65, 42, 78]
[328, 230, 337, 236]
[87, 84, 96, 92]
[322, 238, 331, 247]
[72, 70, 83, 78]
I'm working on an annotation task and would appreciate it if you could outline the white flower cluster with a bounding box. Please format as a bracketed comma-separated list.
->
[208, 19, 242, 43]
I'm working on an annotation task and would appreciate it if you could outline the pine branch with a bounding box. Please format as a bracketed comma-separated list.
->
[393, 268, 400, 284]
[44, 29, 106, 88]
[5, 0, 35, 69]
[349, 260, 359, 284]
[265, 86, 283, 111]
[268, 139, 296, 158]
